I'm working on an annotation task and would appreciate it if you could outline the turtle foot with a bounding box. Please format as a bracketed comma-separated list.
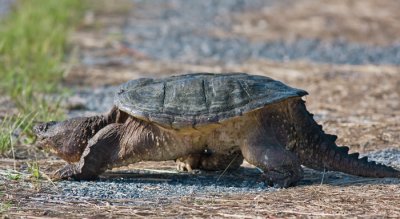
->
[52, 164, 98, 181]
[52, 164, 78, 180]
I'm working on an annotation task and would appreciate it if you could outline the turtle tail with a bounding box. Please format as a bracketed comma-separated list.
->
[290, 99, 400, 178]
[309, 134, 399, 178]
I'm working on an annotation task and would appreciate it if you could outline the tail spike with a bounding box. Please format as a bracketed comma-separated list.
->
[294, 98, 400, 178]
[349, 153, 359, 159]
[327, 134, 338, 142]
[360, 157, 368, 162]
[338, 146, 349, 154]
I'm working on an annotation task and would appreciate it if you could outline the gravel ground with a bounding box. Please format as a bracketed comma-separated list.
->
[67, 87, 116, 117]
[48, 167, 270, 201]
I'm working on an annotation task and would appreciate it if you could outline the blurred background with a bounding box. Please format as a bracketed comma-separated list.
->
[1, 0, 400, 217]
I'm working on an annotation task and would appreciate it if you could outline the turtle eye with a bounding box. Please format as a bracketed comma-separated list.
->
[118, 88, 126, 94]
[33, 121, 57, 135]
[33, 123, 46, 134]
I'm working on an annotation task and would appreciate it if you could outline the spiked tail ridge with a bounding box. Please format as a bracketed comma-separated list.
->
[290, 98, 400, 178]
[313, 134, 400, 178]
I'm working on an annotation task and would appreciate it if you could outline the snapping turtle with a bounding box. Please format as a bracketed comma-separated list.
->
[34, 73, 400, 187]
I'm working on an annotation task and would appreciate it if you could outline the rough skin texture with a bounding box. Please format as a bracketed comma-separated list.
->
[33, 73, 400, 188]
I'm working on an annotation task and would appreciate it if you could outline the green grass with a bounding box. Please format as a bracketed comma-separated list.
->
[0, 0, 85, 153]
[0, 114, 36, 155]
[27, 162, 40, 180]
[0, 201, 12, 214]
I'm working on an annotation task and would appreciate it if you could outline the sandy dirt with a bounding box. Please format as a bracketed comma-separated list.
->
[1, 0, 400, 218]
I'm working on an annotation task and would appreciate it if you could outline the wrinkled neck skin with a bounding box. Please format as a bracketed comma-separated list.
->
[41, 107, 123, 163]
[60, 116, 109, 162]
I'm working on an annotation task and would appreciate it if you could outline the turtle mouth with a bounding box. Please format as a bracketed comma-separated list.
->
[34, 136, 53, 150]
[33, 122, 58, 151]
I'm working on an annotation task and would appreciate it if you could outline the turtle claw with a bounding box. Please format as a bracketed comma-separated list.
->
[52, 164, 78, 180]
[176, 159, 193, 172]
[175, 154, 202, 172]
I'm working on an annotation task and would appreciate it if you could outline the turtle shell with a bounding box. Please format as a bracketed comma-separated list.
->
[115, 73, 307, 129]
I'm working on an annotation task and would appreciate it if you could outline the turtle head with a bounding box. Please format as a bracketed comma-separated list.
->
[34, 118, 93, 163]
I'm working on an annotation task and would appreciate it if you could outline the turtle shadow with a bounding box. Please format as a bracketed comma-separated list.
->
[101, 167, 267, 189]
[297, 168, 400, 187]
[100, 166, 400, 188]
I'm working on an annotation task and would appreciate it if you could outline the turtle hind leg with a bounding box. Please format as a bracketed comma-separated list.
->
[176, 150, 243, 172]
[241, 143, 303, 188]
[240, 129, 304, 188]
[52, 123, 123, 180]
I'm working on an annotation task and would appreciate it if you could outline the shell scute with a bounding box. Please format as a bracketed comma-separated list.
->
[115, 73, 307, 128]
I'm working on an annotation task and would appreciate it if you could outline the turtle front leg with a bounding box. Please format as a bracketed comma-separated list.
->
[241, 131, 303, 188]
[52, 123, 122, 180]
[53, 164, 79, 180]
[176, 150, 243, 172]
